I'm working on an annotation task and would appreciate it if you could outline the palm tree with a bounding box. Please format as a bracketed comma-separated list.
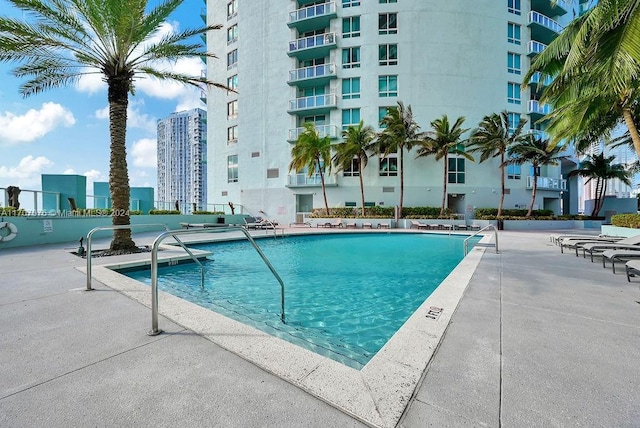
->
[377, 101, 422, 216]
[289, 122, 332, 216]
[525, 0, 640, 156]
[417, 115, 473, 217]
[468, 111, 528, 217]
[506, 136, 569, 218]
[333, 121, 376, 216]
[0, 0, 225, 251]
[568, 153, 631, 217]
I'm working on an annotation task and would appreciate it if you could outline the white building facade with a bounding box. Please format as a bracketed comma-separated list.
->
[157, 108, 208, 212]
[206, 0, 578, 223]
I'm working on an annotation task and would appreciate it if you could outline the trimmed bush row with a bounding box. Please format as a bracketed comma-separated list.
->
[612, 214, 640, 229]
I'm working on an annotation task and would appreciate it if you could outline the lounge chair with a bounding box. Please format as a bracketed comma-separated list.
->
[428, 223, 441, 230]
[410, 220, 428, 230]
[180, 222, 219, 229]
[345, 221, 357, 229]
[377, 222, 390, 229]
[577, 234, 640, 259]
[243, 216, 263, 229]
[362, 222, 372, 229]
[601, 249, 640, 273]
[625, 259, 640, 282]
[558, 235, 626, 254]
[329, 219, 343, 228]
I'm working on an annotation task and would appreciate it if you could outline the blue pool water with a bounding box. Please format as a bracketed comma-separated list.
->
[122, 233, 479, 369]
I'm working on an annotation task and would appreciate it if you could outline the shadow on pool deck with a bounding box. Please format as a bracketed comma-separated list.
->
[0, 229, 639, 427]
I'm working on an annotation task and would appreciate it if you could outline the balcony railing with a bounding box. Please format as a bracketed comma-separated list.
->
[528, 100, 552, 116]
[287, 173, 336, 187]
[527, 176, 567, 191]
[289, 2, 336, 24]
[529, 11, 563, 33]
[288, 124, 340, 141]
[288, 32, 336, 53]
[288, 63, 336, 84]
[524, 129, 550, 141]
[527, 40, 547, 56]
[529, 72, 554, 87]
[288, 94, 337, 112]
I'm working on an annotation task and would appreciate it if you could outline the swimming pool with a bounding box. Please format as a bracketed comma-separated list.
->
[122, 233, 479, 369]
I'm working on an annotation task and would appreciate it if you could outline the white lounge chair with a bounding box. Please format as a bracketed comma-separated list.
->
[558, 235, 626, 254]
[578, 234, 640, 259]
[625, 259, 640, 282]
[601, 249, 640, 273]
[410, 220, 428, 230]
[329, 219, 343, 228]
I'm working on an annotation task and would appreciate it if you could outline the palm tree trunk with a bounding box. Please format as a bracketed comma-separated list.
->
[527, 170, 538, 218]
[107, 77, 136, 251]
[318, 164, 330, 216]
[623, 108, 640, 159]
[498, 151, 505, 217]
[358, 159, 366, 217]
[440, 154, 448, 217]
[591, 178, 602, 217]
[399, 148, 404, 216]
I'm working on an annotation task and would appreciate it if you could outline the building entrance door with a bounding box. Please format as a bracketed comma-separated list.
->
[295, 194, 314, 223]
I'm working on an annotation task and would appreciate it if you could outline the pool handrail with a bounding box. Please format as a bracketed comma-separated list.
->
[148, 227, 286, 336]
[86, 224, 204, 291]
[464, 224, 499, 255]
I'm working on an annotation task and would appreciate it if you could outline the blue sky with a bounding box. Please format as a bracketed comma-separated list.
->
[0, 1, 207, 206]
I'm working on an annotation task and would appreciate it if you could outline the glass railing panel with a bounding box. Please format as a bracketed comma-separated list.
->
[289, 2, 336, 23]
[288, 32, 336, 53]
[288, 94, 337, 111]
[288, 63, 336, 82]
[529, 11, 563, 33]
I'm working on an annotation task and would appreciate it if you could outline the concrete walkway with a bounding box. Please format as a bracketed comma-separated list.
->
[1, 230, 638, 427]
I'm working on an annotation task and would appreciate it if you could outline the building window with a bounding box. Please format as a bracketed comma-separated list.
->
[379, 13, 398, 35]
[342, 16, 361, 38]
[227, 24, 238, 44]
[342, 108, 361, 130]
[343, 158, 360, 176]
[379, 155, 398, 176]
[342, 47, 361, 69]
[227, 74, 238, 91]
[507, 82, 521, 104]
[342, 78, 361, 100]
[507, 112, 520, 134]
[379, 43, 398, 66]
[507, 23, 521, 45]
[227, 0, 237, 19]
[507, 164, 521, 179]
[227, 155, 238, 183]
[507, 52, 521, 74]
[448, 158, 465, 184]
[379, 0, 397, 3]
[379, 106, 392, 128]
[378, 75, 398, 97]
[227, 126, 238, 144]
[342, 0, 360, 7]
[227, 49, 238, 69]
[508, 0, 521, 15]
[227, 100, 238, 118]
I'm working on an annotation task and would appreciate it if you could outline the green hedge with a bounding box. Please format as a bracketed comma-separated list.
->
[612, 214, 640, 228]
[193, 210, 225, 215]
[149, 209, 181, 215]
[475, 208, 554, 219]
[309, 206, 448, 218]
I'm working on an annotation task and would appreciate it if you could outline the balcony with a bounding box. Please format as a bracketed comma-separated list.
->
[528, 100, 552, 120]
[288, 63, 337, 87]
[288, 2, 337, 33]
[527, 40, 547, 57]
[527, 176, 567, 191]
[287, 173, 337, 187]
[288, 94, 337, 115]
[528, 72, 554, 92]
[288, 124, 340, 142]
[200, 89, 206, 104]
[531, 0, 568, 17]
[288, 32, 337, 61]
[528, 11, 563, 45]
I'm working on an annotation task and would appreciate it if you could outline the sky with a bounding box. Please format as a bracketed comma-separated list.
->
[0, 1, 208, 208]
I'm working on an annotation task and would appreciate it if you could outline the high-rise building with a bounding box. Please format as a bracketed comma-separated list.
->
[157, 108, 208, 212]
[206, 0, 579, 223]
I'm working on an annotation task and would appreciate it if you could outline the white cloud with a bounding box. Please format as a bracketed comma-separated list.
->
[76, 72, 105, 94]
[130, 138, 157, 168]
[0, 103, 75, 144]
[94, 101, 157, 133]
[63, 168, 76, 174]
[0, 155, 54, 188]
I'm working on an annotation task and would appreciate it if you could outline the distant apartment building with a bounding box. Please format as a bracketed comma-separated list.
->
[205, 0, 583, 223]
[157, 108, 207, 212]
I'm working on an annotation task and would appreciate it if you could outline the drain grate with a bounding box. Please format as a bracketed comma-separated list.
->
[426, 306, 443, 320]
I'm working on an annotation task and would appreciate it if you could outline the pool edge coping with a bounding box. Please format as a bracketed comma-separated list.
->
[81, 232, 491, 428]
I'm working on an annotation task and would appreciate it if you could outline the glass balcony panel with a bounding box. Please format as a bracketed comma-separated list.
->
[528, 100, 552, 116]
[527, 176, 567, 191]
[288, 63, 337, 85]
[288, 94, 337, 113]
[289, 2, 336, 24]
[527, 40, 547, 56]
[288, 124, 339, 141]
[287, 173, 336, 187]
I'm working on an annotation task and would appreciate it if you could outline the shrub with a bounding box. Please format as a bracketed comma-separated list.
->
[149, 209, 181, 215]
[193, 211, 225, 215]
[474, 208, 554, 219]
[612, 214, 640, 228]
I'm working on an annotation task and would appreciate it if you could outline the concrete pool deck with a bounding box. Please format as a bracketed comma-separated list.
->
[1, 229, 639, 427]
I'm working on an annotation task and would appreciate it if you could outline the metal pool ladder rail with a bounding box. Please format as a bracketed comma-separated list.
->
[86, 223, 203, 291]
[464, 224, 499, 256]
[148, 227, 286, 336]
